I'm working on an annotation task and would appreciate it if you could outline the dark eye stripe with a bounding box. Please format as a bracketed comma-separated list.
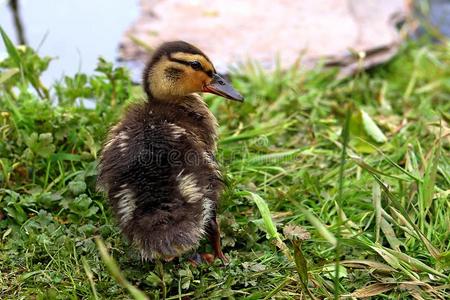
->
[168, 55, 213, 78]
[168, 56, 190, 66]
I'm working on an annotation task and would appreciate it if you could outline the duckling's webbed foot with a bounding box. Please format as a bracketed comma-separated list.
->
[187, 217, 228, 267]
[188, 252, 215, 266]
[206, 217, 229, 265]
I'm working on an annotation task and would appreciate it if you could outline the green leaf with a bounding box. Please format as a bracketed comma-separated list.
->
[245, 149, 303, 164]
[50, 153, 81, 162]
[4, 204, 27, 224]
[36, 144, 56, 158]
[0, 27, 22, 69]
[242, 191, 291, 259]
[68, 181, 87, 195]
[0, 68, 19, 84]
[292, 240, 309, 290]
[244, 191, 279, 240]
[38, 132, 53, 144]
[360, 109, 387, 143]
[380, 218, 402, 251]
[385, 248, 445, 278]
[322, 264, 348, 279]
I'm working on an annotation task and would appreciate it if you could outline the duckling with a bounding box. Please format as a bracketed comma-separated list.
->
[97, 41, 243, 262]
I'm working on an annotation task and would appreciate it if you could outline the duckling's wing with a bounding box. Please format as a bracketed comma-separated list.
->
[98, 121, 220, 259]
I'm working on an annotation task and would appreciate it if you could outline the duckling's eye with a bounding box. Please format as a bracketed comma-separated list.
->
[190, 61, 202, 70]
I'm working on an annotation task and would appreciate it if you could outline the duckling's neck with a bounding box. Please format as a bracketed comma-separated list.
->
[150, 94, 219, 149]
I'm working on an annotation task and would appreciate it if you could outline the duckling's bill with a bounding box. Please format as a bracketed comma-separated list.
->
[203, 73, 244, 102]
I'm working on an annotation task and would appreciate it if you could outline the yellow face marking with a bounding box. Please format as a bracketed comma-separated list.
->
[147, 54, 215, 100]
[171, 52, 215, 74]
[169, 52, 216, 92]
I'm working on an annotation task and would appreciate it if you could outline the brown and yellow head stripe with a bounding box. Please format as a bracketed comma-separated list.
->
[143, 41, 216, 97]
[168, 52, 215, 77]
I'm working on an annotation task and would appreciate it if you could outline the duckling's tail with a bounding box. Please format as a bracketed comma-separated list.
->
[121, 195, 214, 261]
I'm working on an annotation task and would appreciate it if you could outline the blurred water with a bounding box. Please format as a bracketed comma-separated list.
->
[0, 0, 449, 85]
[0, 0, 139, 85]
[428, 0, 450, 37]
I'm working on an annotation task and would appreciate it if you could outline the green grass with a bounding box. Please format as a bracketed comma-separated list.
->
[1, 26, 449, 299]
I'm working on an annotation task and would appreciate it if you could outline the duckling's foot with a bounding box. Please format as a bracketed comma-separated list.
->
[188, 252, 226, 266]
[188, 253, 207, 266]
[207, 217, 229, 265]
[163, 256, 176, 262]
[214, 250, 229, 265]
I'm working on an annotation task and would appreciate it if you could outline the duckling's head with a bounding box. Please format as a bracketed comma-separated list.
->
[143, 41, 243, 102]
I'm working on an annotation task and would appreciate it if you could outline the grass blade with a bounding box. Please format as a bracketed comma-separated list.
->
[372, 174, 441, 259]
[292, 239, 317, 299]
[81, 257, 99, 300]
[350, 283, 396, 298]
[372, 183, 382, 243]
[334, 107, 351, 299]
[298, 206, 337, 247]
[243, 191, 290, 259]
[95, 237, 148, 300]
